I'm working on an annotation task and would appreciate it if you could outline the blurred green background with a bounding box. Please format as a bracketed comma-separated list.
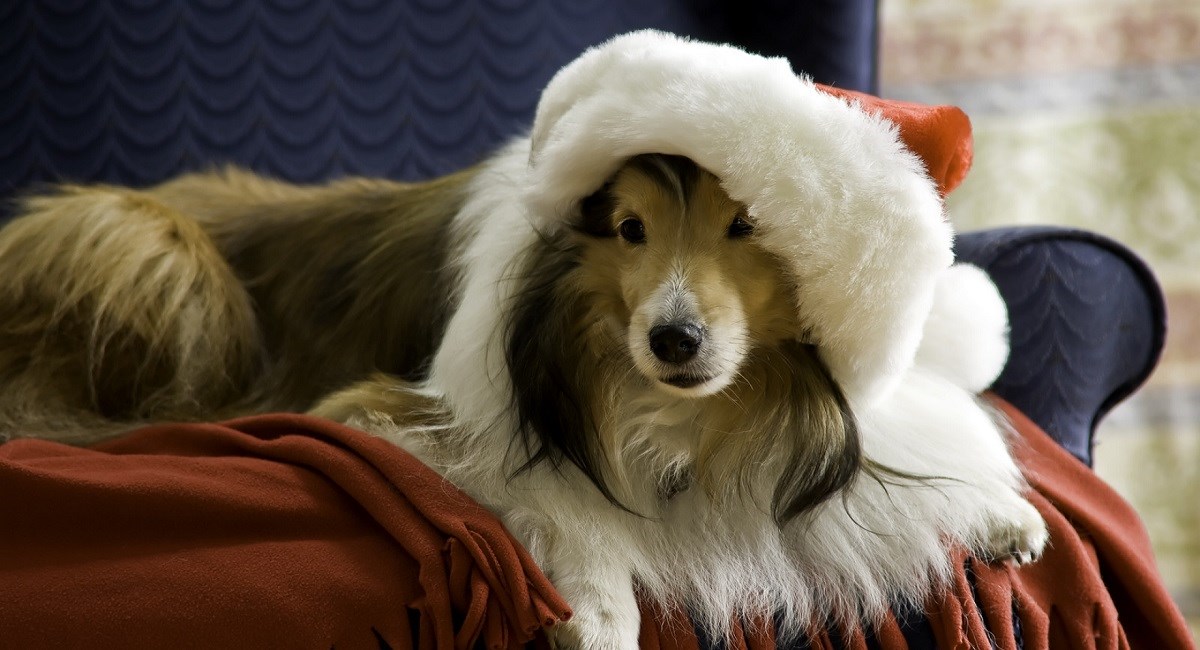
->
[880, 0, 1200, 639]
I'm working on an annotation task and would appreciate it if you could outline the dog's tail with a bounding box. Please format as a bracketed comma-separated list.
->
[0, 186, 262, 444]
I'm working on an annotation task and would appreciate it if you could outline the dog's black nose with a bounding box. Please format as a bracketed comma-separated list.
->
[649, 324, 702, 363]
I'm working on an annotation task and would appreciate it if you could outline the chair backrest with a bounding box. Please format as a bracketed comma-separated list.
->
[0, 0, 878, 201]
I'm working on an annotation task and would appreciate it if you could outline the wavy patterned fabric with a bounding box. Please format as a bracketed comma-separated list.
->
[0, 0, 705, 189]
[0, 0, 878, 198]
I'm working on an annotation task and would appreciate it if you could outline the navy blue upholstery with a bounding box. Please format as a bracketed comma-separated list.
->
[0, 2, 1166, 647]
[0, 0, 876, 203]
[956, 227, 1166, 467]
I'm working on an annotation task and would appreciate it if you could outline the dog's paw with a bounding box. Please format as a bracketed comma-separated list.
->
[547, 611, 640, 650]
[542, 590, 638, 650]
[979, 496, 1049, 565]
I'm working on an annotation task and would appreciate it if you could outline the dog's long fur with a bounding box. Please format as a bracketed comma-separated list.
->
[0, 167, 470, 441]
[0, 142, 1047, 647]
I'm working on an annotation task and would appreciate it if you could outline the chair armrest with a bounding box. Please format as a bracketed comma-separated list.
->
[954, 227, 1167, 467]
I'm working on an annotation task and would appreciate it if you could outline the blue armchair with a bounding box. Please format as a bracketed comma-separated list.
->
[0, 1, 1166, 647]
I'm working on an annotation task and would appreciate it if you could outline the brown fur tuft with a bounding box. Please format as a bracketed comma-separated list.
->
[0, 167, 474, 442]
[0, 187, 260, 440]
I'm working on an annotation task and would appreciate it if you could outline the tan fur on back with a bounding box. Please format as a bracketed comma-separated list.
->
[0, 167, 474, 443]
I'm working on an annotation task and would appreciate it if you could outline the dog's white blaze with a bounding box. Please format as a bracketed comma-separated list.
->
[659, 272, 694, 324]
[628, 268, 747, 397]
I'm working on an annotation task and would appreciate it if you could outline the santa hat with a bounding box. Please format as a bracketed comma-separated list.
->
[525, 30, 979, 406]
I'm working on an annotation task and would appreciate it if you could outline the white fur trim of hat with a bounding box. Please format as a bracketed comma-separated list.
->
[526, 30, 956, 406]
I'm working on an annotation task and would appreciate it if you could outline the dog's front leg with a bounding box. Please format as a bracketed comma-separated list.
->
[505, 507, 642, 650]
[542, 539, 641, 650]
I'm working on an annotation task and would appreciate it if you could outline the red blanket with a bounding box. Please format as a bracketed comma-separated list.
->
[0, 400, 1192, 649]
[0, 415, 570, 649]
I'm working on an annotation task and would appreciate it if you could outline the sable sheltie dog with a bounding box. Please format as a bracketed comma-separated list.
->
[0, 150, 1046, 647]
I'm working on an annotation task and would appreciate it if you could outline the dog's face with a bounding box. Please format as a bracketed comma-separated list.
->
[577, 154, 798, 397]
[510, 153, 859, 519]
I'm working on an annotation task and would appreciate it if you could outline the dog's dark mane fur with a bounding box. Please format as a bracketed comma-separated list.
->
[503, 231, 623, 504]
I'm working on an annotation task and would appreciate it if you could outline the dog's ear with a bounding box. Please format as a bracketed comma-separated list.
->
[504, 233, 626, 508]
[772, 343, 862, 525]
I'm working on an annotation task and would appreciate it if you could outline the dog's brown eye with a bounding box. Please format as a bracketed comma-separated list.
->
[728, 214, 754, 239]
[618, 218, 646, 244]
